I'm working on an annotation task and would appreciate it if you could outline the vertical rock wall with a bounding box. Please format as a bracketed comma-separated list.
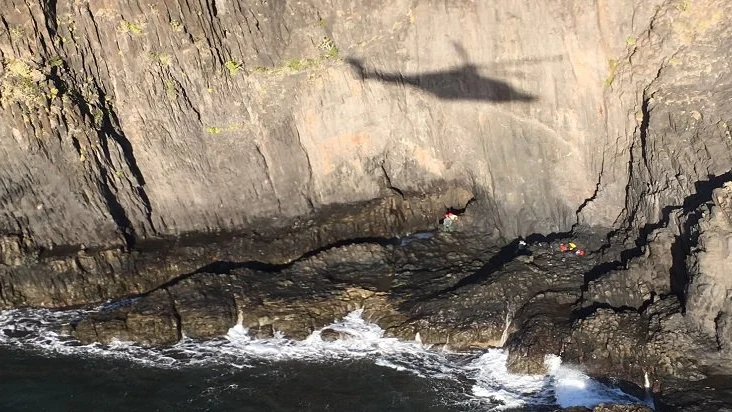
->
[0, 0, 658, 252]
[1, 0, 732, 312]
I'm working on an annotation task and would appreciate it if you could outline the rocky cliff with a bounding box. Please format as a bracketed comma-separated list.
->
[1, 0, 664, 255]
[2, 0, 732, 407]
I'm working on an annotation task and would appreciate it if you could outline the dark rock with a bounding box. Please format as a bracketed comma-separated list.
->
[584, 229, 676, 310]
[660, 374, 732, 412]
[567, 182, 732, 389]
[168, 274, 237, 340]
[563, 308, 651, 384]
[2, 1, 732, 408]
[505, 292, 576, 374]
[319, 328, 357, 341]
[685, 183, 732, 355]
[391, 237, 593, 349]
[73, 290, 180, 346]
[0, 197, 468, 309]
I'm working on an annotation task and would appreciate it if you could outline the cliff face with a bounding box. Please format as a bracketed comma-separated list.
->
[3, 0, 731, 308]
[3, 1, 732, 396]
[0, 0, 728, 301]
[0, 0, 659, 254]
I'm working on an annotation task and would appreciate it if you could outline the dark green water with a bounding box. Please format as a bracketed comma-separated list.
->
[0, 347, 477, 412]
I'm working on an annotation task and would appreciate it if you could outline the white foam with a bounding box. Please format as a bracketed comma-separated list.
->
[467, 349, 551, 409]
[543, 354, 653, 409]
[0, 307, 652, 410]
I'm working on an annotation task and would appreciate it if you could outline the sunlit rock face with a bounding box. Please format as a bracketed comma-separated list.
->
[0, 0, 662, 252]
[2, 2, 732, 404]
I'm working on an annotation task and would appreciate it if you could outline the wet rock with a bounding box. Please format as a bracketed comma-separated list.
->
[643, 297, 713, 380]
[660, 374, 732, 412]
[0, 197, 463, 310]
[584, 228, 677, 310]
[572, 181, 732, 388]
[564, 308, 650, 383]
[289, 242, 395, 290]
[319, 328, 357, 341]
[505, 292, 576, 374]
[67, 231, 547, 347]
[561, 294, 712, 388]
[74, 290, 180, 346]
[392, 238, 595, 349]
[70, 243, 415, 345]
[168, 274, 238, 340]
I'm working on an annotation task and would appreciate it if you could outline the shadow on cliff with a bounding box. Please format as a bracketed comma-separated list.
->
[346, 42, 537, 103]
[582, 170, 732, 308]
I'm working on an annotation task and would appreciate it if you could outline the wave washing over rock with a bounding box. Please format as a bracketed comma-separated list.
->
[0, 307, 651, 411]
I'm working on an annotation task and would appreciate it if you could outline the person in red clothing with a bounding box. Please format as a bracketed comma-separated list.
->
[441, 212, 459, 231]
[559, 242, 586, 256]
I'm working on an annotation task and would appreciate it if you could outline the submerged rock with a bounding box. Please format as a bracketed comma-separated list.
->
[319, 328, 358, 342]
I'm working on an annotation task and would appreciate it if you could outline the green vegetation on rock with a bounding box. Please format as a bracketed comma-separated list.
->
[225, 60, 242, 75]
[604, 59, 618, 87]
[205, 126, 223, 134]
[169, 19, 183, 31]
[120, 20, 144, 35]
[0, 59, 48, 109]
[252, 36, 339, 76]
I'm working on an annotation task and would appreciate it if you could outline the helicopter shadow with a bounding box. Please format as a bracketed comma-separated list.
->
[346, 42, 540, 103]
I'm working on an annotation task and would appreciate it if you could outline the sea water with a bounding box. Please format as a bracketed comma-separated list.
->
[0, 308, 652, 411]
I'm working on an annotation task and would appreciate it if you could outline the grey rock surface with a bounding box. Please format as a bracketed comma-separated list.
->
[2, 1, 732, 409]
[1, 0, 730, 314]
[0, 0, 665, 255]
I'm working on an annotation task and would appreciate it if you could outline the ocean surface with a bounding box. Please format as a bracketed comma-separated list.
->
[0, 308, 653, 412]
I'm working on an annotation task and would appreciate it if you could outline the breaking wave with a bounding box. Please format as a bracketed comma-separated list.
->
[0, 307, 652, 410]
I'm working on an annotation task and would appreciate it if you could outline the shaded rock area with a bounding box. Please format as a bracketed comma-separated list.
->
[0, 193, 469, 309]
[563, 182, 732, 387]
[74, 289, 180, 346]
[67, 178, 732, 408]
[504, 291, 576, 375]
[72, 226, 606, 347]
[658, 374, 732, 412]
[72, 229, 496, 345]
[390, 231, 608, 349]
[69, 225, 606, 351]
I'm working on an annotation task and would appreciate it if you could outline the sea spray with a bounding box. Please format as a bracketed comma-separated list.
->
[543, 355, 654, 409]
[643, 371, 657, 410]
[0, 308, 650, 410]
[498, 310, 513, 347]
